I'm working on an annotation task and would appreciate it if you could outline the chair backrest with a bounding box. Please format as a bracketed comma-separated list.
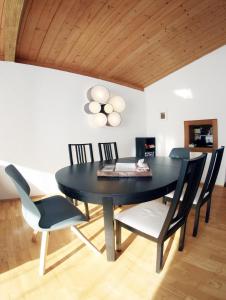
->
[169, 148, 190, 159]
[98, 142, 118, 161]
[199, 146, 224, 203]
[68, 143, 94, 165]
[5, 165, 41, 229]
[159, 153, 207, 240]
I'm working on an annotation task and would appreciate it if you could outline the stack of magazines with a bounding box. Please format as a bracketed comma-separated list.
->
[100, 162, 150, 172]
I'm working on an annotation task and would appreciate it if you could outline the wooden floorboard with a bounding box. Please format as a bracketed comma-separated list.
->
[0, 186, 226, 299]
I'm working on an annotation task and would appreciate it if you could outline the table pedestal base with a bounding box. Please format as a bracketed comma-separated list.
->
[103, 197, 115, 261]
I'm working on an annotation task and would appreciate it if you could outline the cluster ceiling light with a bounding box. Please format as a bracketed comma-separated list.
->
[85, 85, 126, 127]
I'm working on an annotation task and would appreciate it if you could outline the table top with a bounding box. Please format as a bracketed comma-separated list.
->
[55, 157, 182, 205]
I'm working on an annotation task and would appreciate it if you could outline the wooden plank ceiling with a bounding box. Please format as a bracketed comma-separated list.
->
[0, 0, 226, 90]
[0, 0, 5, 59]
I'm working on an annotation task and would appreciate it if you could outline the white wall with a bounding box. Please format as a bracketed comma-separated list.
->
[1, 45, 226, 199]
[0, 62, 146, 199]
[145, 46, 226, 185]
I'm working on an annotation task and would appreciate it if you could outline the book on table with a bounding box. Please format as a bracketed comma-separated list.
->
[115, 163, 137, 172]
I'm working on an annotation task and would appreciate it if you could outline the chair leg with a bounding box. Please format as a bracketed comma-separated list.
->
[156, 242, 164, 273]
[71, 226, 100, 255]
[205, 198, 211, 223]
[32, 230, 39, 243]
[84, 202, 90, 220]
[162, 196, 167, 204]
[66, 196, 76, 205]
[193, 207, 201, 237]
[115, 220, 122, 251]
[39, 231, 49, 276]
[179, 222, 187, 251]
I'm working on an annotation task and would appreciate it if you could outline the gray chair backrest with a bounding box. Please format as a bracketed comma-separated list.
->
[169, 148, 190, 159]
[5, 164, 41, 229]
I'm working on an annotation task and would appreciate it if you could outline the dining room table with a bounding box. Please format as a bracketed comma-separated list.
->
[55, 156, 182, 261]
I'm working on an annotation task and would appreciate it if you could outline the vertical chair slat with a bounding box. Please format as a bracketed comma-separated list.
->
[80, 145, 84, 163]
[75, 145, 80, 164]
[83, 145, 87, 162]
[89, 144, 94, 162]
[114, 142, 118, 160]
[108, 144, 113, 160]
[68, 144, 73, 165]
[104, 144, 108, 160]
[98, 143, 103, 161]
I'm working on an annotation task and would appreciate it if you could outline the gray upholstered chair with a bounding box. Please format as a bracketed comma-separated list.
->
[5, 164, 99, 276]
[169, 147, 190, 159]
[115, 154, 207, 273]
[165, 146, 224, 236]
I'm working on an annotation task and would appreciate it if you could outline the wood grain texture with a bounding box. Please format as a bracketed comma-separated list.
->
[3, 0, 24, 61]
[0, 0, 5, 57]
[0, 186, 226, 299]
[1, 0, 226, 89]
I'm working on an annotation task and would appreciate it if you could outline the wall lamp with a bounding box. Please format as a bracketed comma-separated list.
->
[85, 85, 126, 127]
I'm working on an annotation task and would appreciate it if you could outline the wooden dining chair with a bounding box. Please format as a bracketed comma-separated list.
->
[5, 164, 99, 276]
[165, 146, 224, 236]
[162, 147, 190, 205]
[68, 143, 94, 219]
[115, 154, 207, 273]
[68, 143, 94, 165]
[98, 142, 118, 161]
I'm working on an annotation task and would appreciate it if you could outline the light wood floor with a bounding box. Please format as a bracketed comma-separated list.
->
[0, 187, 226, 300]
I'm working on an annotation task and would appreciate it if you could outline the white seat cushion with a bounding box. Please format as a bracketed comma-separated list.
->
[165, 186, 209, 205]
[115, 200, 170, 239]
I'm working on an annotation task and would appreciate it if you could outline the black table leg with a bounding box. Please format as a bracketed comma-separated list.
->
[102, 197, 115, 261]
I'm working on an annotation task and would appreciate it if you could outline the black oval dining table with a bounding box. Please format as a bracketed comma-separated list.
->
[55, 157, 182, 261]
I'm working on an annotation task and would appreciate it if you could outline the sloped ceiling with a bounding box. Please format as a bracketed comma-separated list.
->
[1, 0, 226, 90]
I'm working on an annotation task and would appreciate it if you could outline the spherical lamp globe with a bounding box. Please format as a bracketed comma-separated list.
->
[88, 101, 101, 114]
[104, 103, 113, 114]
[109, 96, 125, 113]
[108, 112, 121, 127]
[94, 113, 107, 127]
[90, 85, 110, 104]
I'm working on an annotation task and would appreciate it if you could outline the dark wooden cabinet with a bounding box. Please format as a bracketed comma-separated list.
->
[136, 137, 156, 158]
[184, 119, 218, 153]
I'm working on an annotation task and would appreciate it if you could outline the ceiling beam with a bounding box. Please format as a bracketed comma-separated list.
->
[4, 0, 25, 61]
